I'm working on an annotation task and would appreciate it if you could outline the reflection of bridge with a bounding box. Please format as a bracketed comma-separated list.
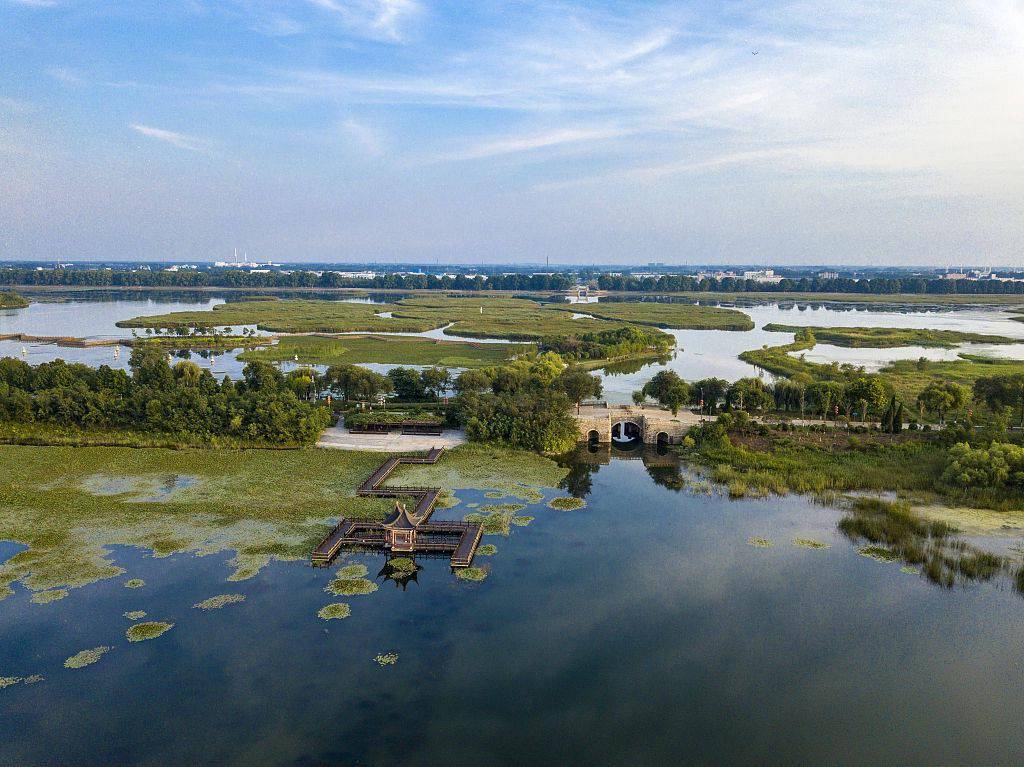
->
[574, 404, 704, 445]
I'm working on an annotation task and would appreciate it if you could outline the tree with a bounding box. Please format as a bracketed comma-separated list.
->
[726, 378, 773, 413]
[420, 367, 452, 400]
[691, 377, 729, 414]
[917, 381, 969, 424]
[556, 366, 602, 413]
[974, 373, 1024, 428]
[641, 371, 692, 415]
[454, 369, 491, 394]
[388, 367, 427, 400]
[845, 375, 888, 420]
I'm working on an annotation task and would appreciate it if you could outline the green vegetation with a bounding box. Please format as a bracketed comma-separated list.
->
[839, 498, 1008, 588]
[30, 589, 69, 604]
[64, 646, 111, 669]
[464, 504, 529, 535]
[0, 291, 29, 309]
[761, 324, 1017, 348]
[124, 579, 145, 589]
[537, 325, 672, 363]
[553, 301, 754, 331]
[0, 676, 22, 688]
[193, 594, 246, 610]
[0, 350, 332, 447]
[476, 544, 497, 556]
[455, 566, 489, 581]
[126, 621, 174, 642]
[124, 610, 146, 620]
[747, 537, 773, 548]
[793, 538, 829, 549]
[241, 333, 529, 368]
[318, 603, 351, 620]
[325, 577, 378, 596]
[374, 652, 398, 666]
[344, 409, 444, 429]
[547, 496, 586, 510]
[337, 564, 368, 578]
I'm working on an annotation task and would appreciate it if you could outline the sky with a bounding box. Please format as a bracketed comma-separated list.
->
[1, 0, 1022, 266]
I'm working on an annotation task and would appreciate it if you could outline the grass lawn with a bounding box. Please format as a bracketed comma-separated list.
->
[551, 301, 755, 331]
[239, 333, 531, 368]
[0, 442, 568, 600]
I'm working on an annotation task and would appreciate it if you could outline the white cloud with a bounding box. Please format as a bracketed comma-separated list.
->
[306, 0, 421, 42]
[428, 126, 633, 164]
[129, 124, 210, 152]
[341, 118, 382, 155]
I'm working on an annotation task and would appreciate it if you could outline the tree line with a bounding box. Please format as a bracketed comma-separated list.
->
[0, 349, 332, 445]
[596, 274, 1024, 295]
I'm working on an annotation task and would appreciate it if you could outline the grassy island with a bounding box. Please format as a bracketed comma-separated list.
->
[552, 301, 755, 331]
[0, 290, 29, 309]
[761, 324, 1019, 348]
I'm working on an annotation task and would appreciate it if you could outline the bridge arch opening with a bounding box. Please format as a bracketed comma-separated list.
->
[587, 429, 600, 444]
[656, 431, 670, 446]
[611, 420, 642, 445]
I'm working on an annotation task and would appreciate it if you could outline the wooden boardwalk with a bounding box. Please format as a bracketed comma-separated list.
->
[311, 447, 483, 569]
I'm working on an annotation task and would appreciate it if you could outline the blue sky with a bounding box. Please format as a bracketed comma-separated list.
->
[1, 0, 1022, 265]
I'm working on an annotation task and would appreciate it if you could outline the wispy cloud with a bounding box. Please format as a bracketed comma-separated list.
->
[341, 118, 382, 155]
[129, 124, 210, 152]
[428, 127, 633, 164]
[306, 0, 421, 42]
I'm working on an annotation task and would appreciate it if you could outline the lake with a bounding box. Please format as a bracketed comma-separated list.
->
[2, 448, 1023, 765]
[5, 293, 1024, 396]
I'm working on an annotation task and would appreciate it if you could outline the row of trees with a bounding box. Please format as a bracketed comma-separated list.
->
[538, 325, 671, 362]
[595, 274, 1024, 295]
[319, 364, 452, 403]
[0, 350, 332, 444]
[0, 268, 572, 292]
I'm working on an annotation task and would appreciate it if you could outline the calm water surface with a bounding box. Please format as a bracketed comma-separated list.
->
[2, 451, 1024, 765]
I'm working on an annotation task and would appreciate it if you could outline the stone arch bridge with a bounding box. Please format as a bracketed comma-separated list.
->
[574, 404, 704, 445]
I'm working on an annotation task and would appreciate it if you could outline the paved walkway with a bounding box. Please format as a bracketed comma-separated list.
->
[316, 418, 467, 452]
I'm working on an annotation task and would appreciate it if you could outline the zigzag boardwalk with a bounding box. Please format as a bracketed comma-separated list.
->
[311, 447, 483, 569]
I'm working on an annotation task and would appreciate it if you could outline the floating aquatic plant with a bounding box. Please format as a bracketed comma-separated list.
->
[511, 516, 533, 527]
[792, 538, 829, 549]
[859, 546, 899, 562]
[124, 579, 145, 589]
[375, 652, 398, 666]
[747, 537, 773, 548]
[126, 621, 174, 643]
[193, 594, 246, 611]
[337, 564, 368, 579]
[23, 675, 43, 684]
[31, 589, 69, 604]
[464, 504, 528, 535]
[476, 544, 497, 556]
[64, 646, 111, 669]
[124, 610, 147, 620]
[325, 578, 378, 596]
[483, 491, 505, 499]
[465, 502, 479, 509]
[900, 566, 920, 574]
[0, 677, 21, 688]
[435, 494, 461, 509]
[318, 603, 351, 620]
[547, 497, 586, 511]
[387, 557, 417, 573]
[455, 566, 488, 582]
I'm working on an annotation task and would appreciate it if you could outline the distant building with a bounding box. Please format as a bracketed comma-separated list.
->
[818, 271, 839, 280]
[742, 269, 783, 284]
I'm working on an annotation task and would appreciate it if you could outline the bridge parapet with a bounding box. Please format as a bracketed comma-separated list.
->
[573, 404, 703, 445]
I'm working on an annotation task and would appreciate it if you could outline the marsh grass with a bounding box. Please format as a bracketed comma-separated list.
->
[841, 498, 1009, 589]
[761, 324, 1017, 349]
[126, 621, 174, 643]
[550, 301, 754, 331]
[64, 646, 111, 669]
[241, 334, 526, 368]
[318, 603, 351, 620]
[194, 594, 246, 610]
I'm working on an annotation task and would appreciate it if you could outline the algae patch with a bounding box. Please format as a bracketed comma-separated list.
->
[455, 566, 488, 582]
[793, 538, 829, 549]
[337, 564, 368, 579]
[64, 646, 111, 669]
[547, 496, 586, 511]
[747, 537, 773, 548]
[124, 610, 147, 620]
[23, 674, 43, 684]
[463, 504, 528, 536]
[124, 579, 145, 589]
[194, 594, 246, 611]
[484, 491, 505, 499]
[859, 546, 899, 563]
[0, 676, 21, 689]
[318, 603, 351, 620]
[31, 589, 69, 604]
[126, 621, 174, 642]
[326, 578, 378, 596]
[375, 652, 398, 666]
[476, 544, 497, 556]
